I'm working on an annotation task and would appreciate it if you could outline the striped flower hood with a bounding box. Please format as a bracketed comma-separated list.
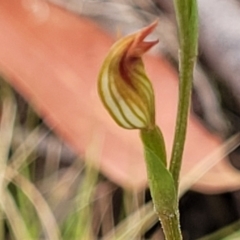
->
[98, 21, 158, 129]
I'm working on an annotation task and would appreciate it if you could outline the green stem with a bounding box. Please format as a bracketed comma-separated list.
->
[140, 126, 182, 240]
[170, 0, 198, 192]
[159, 211, 182, 240]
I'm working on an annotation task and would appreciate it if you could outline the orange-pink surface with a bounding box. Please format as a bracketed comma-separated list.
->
[0, 0, 239, 193]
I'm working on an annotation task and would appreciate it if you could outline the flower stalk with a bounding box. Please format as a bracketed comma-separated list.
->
[170, 0, 199, 193]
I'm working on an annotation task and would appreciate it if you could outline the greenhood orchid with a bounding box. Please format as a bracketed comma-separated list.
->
[98, 21, 158, 130]
[97, 1, 198, 236]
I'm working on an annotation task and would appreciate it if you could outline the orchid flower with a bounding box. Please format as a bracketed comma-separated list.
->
[98, 21, 158, 130]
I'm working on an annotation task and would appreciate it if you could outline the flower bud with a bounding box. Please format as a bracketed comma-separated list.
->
[98, 21, 158, 129]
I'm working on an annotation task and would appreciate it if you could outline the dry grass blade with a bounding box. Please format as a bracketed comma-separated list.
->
[8, 126, 49, 174]
[3, 190, 31, 240]
[73, 137, 103, 239]
[179, 133, 240, 196]
[102, 201, 157, 240]
[0, 89, 17, 239]
[5, 167, 61, 240]
[40, 159, 82, 199]
[0, 98, 16, 164]
[0, 92, 30, 239]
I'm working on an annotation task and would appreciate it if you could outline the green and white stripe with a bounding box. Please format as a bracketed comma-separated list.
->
[98, 35, 155, 129]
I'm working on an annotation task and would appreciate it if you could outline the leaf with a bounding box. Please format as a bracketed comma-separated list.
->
[141, 126, 177, 215]
[0, 0, 239, 193]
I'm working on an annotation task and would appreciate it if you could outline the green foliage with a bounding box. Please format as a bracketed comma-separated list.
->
[140, 126, 177, 215]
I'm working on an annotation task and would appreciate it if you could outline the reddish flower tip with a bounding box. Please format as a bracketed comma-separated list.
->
[126, 20, 159, 59]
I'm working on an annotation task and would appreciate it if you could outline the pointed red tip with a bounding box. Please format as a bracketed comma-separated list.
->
[126, 20, 159, 58]
[138, 20, 159, 42]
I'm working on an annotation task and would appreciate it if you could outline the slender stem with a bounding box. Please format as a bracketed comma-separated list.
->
[0, 83, 16, 240]
[159, 211, 182, 240]
[170, 0, 198, 192]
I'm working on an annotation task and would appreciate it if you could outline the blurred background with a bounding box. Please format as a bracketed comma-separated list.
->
[1, 0, 240, 239]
